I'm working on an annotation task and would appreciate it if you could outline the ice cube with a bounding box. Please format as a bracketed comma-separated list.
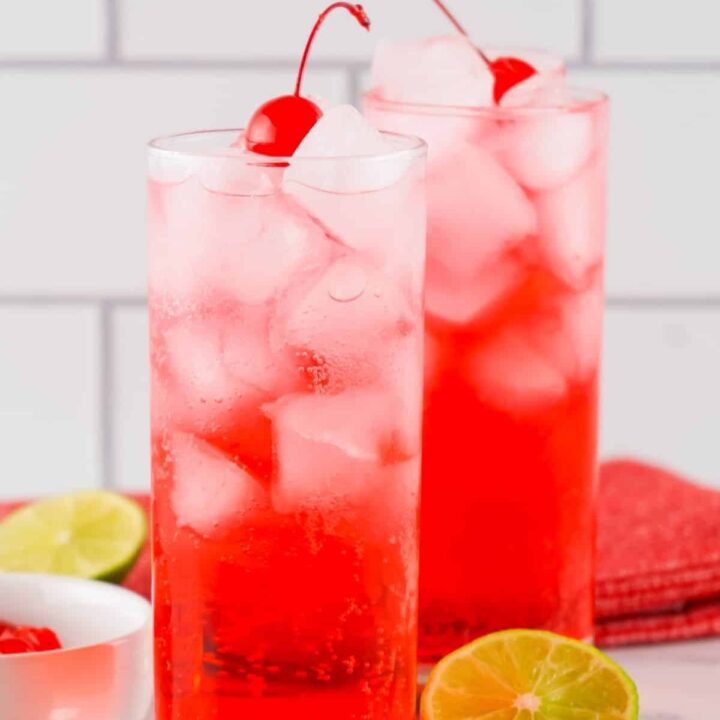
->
[167, 432, 267, 535]
[149, 181, 335, 308]
[467, 326, 569, 414]
[148, 178, 207, 306]
[220, 195, 335, 305]
[294, 104, 391, 159]
[285, 160, 426, 294]
[264, 390, 416, 512]
[500, 72, 569, 109]
[466, 279, 604, 413]
[371, 36, 494, 107]
[158, 306, 302, 472]
[287, 105, 408, 192]
[198, 149, 281, 196]
[534, 158, 606, 287]
[500, 109, 596, 191]
[537, 277, 605, 382]
[425, 254, 526, 326]
[148, 153, 198, 184]
[426, 143, 537, 279]
[270, 257, 415, 391]
[364, 97, 478, 166]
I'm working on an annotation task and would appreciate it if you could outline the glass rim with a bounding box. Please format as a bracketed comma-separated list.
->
[148, 128, 428, 165]
[363, 86, 609, 119]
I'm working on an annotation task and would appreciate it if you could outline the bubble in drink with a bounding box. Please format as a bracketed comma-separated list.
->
[326, 259, 368, 302]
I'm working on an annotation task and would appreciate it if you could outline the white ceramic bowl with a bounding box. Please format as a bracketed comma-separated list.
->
[0, 573, 152, 720]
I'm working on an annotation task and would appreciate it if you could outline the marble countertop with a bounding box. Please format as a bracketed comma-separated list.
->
[610, 639, 720, 720]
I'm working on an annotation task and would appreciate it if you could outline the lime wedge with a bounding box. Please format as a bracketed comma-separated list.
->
[421, 629, 639, 720]
[0, 491, 147, 583]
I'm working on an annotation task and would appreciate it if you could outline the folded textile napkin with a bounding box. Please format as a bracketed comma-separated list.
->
[596, 459, 720, 646]
[2, 461, 719, 648]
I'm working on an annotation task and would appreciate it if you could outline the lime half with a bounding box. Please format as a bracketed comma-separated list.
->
[421, 629, 639, 720]
[0, 491, 147, 583]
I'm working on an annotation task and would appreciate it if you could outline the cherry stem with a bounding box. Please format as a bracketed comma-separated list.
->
[295, 3, 371, 97]
[430, 0, 491, 66]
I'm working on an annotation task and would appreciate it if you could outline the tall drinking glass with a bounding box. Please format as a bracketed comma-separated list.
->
[148, 130, 427, 718]
[365, 88, 609, 661]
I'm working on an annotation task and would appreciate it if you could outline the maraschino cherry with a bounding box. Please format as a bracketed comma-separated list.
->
[246, 3, 371, 157]
[431, 0, 537, 104]
[0, 620, 62, 654]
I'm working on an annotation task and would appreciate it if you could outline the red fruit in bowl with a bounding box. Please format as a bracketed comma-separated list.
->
[0, 620, 62, 654]
[0, 637, 33, 654]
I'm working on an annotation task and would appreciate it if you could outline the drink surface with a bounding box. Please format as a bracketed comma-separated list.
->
[366, 41, 608, 661]
[149, 123, 425, 718]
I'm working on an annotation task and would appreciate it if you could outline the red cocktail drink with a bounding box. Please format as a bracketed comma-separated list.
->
[366, 34, 608, 661]
[149, 119, 426, 717]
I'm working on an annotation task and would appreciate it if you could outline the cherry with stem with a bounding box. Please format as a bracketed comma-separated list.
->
[430, 0, 537, 104]
[246, 3, 371, 157]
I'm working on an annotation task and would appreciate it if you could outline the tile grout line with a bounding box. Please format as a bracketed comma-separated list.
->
[582, 0, 595, 65]
[1, 295, 720, 309]
[0, 295, 146, 306]
[106, 0, 119, 61]
[605, 297, 720, 310]
[0, 58, 370, 71]
[0, 57, 718, 72]
[347, 65, 363, 107]
[99, 301, 116, 490]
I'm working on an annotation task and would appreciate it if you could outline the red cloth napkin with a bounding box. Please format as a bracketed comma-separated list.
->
[2, 461, 719, 648]
[596, 459, 720, 646]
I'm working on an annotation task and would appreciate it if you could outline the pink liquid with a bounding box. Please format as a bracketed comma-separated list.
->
[365, 87, 609, 660]
[148, 134, 425, 718]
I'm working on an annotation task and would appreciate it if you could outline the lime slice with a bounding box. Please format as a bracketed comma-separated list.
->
[421, 629, 639, 720]
[0, 491, 147, 583]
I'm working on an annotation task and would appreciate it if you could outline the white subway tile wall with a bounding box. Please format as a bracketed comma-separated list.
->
[602, 308, 720, 481]
[594, 0, 720, 61]
[569, 70, 720, 297]
[0, 69, 347, 296]
[0, 307, 101, 496]
[121, 0, 581, 61]
[0, 0, 106, 59]
[112, 305, 150, 492]
[0, 0, 718, 499]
